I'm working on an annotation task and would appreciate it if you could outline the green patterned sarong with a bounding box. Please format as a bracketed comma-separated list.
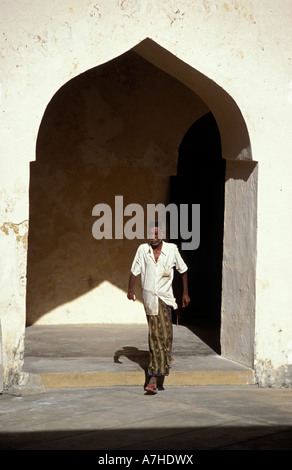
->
[147, 298, 173, 377]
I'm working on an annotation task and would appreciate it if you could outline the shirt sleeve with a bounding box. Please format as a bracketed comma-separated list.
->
[174, 245, 188, 274]
[131, 245, 143, 276]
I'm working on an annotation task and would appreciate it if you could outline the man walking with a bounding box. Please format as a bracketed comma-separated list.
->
[127, 222, 190, 393]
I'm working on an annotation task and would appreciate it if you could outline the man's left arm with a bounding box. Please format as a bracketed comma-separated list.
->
[173, 245, 191, 308]
[181, 271, 191, 308]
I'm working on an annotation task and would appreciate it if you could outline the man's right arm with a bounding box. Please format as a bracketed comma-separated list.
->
[128, 244, 143, 300]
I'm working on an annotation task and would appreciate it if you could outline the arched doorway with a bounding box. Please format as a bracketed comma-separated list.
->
[26, 39, 257, 369]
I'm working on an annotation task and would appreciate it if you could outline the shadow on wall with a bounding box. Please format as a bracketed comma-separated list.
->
[26, 50, 209, 325]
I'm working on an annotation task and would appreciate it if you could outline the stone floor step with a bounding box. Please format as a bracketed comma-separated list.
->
[39, 369, 255, 388]
[24, 324, 256, 389]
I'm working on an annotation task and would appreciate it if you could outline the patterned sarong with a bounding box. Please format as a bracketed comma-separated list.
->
[147, 298, 173, 377]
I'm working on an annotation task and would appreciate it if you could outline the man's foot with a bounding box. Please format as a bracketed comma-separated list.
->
[144, 383, 158, 393]
[145, 377, 158, 393]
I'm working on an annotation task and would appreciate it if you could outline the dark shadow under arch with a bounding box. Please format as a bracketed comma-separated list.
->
[170, 113, 226, 354]
[25, 50, 209, 325]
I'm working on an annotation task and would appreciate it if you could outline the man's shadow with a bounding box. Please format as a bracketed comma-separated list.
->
[114, 347, 165, 391]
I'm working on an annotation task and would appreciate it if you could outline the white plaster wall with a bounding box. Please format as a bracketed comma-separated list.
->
[1, 0, 292, 386]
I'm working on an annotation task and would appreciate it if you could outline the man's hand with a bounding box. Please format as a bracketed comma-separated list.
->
[182, 293, 191, 308]
[127, 291, 136, 301]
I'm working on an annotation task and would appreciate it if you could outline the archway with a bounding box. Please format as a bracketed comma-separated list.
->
[26, 39, 257, 369]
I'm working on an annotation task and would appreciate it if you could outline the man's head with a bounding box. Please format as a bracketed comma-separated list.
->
[148, 221, 166, 247]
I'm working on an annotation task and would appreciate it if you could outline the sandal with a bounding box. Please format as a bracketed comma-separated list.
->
[145, 383, 158, 393]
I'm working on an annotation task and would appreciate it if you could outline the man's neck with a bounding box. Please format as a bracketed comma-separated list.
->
[151, 240, 163, 250]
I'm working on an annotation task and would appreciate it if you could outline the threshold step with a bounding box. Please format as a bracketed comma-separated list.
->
[39, 369, 255, 389]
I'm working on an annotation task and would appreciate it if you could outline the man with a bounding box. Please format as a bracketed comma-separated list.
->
[127, 221, 190, 393]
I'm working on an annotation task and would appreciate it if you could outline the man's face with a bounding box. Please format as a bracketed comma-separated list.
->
[149, 226, 164, 247]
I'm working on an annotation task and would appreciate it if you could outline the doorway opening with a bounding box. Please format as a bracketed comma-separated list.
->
[170, 112, 225, 354]
[26, 39, 257, 370]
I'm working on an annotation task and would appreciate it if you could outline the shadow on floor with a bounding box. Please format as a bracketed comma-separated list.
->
[1, 426, 291, 451]
[185, 324, 221, 355]
[113, 346, 166, 391]
[114, 347, 149, 371]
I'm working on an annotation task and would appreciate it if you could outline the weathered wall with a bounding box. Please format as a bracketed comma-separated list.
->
[1, 0, 292, 388]
[221, 160, 258, 367]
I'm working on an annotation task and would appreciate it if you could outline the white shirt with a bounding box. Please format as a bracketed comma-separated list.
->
[131, 241, 188, 315]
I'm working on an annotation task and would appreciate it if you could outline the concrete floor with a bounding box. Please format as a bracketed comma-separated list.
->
[1, 385, 292, 451]
[0, 324, 291, 451]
